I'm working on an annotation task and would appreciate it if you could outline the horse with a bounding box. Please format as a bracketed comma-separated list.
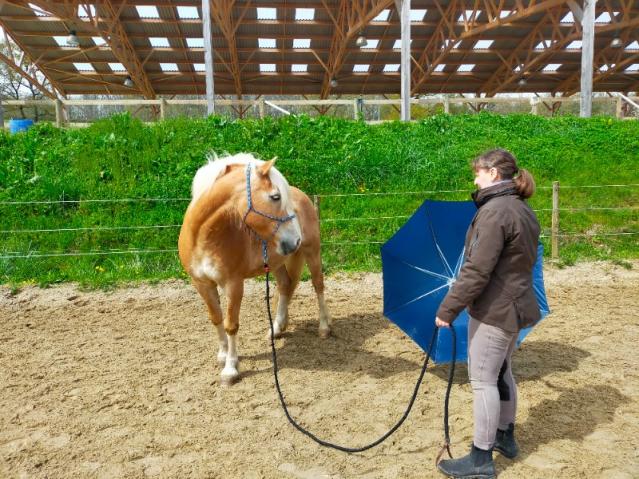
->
[178, 153, 332, 385]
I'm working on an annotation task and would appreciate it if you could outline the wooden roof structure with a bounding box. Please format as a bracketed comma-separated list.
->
[0, 0, 638, 100]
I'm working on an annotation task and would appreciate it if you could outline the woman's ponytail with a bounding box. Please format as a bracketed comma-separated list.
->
[514, 168, 535, 199]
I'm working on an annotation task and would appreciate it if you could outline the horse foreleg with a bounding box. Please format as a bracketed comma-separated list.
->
[305, 247, 332, 338]
[192, 280, 228, 366]
[221, 279, 243, 385]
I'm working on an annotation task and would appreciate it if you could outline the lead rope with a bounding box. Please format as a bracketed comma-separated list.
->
[263, 261, 456, 459]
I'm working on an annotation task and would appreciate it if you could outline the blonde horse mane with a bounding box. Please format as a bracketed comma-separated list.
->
[190, 153, 292, 212]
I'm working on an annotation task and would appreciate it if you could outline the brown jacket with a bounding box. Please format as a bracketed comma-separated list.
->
[436, 181, 541, 333]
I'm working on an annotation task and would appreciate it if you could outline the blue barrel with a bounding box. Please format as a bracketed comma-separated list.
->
[9, 118, 34, 134]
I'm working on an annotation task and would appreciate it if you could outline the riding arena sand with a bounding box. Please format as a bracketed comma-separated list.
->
[1, 261, 638, 478]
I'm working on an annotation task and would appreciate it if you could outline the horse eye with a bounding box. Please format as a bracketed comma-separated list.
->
[270, 193, 281, 201]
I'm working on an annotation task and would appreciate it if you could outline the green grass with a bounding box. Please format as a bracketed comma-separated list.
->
[1, 112, 638, 288]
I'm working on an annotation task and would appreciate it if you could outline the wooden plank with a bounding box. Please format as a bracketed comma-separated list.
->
[62, 99, 162, 106]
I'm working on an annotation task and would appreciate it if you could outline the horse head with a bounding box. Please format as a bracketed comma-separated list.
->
[241, 159, 302, 257]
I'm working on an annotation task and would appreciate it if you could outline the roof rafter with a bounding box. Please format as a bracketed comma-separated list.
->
[410, 0, 569, 95]
[0, 9, 67, 96]
[479, 7, 569, 95]
[555, 0, 639, 95]
[210, 0, 253, 99]
[319, 0, 394, 98]
[485, 12, 639, 96]
[13, 0, 156, 98]
[0, 49, 58, 98]
[163, 2, 199, 96]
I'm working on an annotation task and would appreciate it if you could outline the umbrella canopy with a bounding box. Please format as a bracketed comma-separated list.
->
[381, 200, 549, 363]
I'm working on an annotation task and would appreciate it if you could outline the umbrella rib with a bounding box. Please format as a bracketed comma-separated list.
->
[385, 283, 451, 316]
[383, 248, 451, 281]
[453, 248, 466, 276]
[423, 203, 455, 277]
[393, 256, 451, 282]
[435, 242, 455, 278]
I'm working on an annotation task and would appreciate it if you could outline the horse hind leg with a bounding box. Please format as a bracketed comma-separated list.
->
[304, 246, 332, 338]
[192, 280, 228, 366]
[270, 251, 305, 339]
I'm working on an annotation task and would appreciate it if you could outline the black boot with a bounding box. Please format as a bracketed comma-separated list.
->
[437, 444, 496, 478]
[494, 423, 519, 459]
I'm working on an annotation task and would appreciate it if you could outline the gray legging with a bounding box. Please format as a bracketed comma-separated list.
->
[468, 316, 518, 450]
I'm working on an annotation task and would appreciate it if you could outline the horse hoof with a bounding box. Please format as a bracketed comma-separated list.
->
[220, 369, 239, 386]
[318, 328, 331, 339]
[267, 326, 284, 340]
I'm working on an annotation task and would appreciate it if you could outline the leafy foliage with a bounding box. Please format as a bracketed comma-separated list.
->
[1, 113, 637, 287]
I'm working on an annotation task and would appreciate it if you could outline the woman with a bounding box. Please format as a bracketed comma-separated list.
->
[435, 149, 541, 479]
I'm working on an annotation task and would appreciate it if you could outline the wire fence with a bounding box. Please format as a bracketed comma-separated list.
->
[1, 182, 638, 262]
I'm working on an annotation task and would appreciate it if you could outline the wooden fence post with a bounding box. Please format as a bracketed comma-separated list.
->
[160, 98, 167, 120]
[312, 195, 321, 221]
[55, 99, 63, 127]
[258, 99, 265, 119]
[552, 181, 560, 260]
[616, 96, 623, 119]
[530, 98, 539, 115]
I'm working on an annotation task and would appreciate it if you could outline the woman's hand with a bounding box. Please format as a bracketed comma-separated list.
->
[435, 317, 450, 328]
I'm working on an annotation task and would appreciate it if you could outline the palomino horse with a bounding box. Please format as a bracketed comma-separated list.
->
[178, 153, 331, 385]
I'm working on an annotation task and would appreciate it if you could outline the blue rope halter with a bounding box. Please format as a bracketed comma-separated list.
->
[242, 163, 296, 271]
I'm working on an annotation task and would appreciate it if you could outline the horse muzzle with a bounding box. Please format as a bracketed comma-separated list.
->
[278, 237, 301, 256]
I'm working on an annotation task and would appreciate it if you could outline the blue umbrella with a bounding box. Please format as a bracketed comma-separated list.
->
[381, 200, 550, 363]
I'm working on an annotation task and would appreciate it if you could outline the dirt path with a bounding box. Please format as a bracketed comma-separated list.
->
[1, 262, 638, 478]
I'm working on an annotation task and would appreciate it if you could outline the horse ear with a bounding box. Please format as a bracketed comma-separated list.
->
[217, 164, 233, 178]
[258, 158, 277, 177]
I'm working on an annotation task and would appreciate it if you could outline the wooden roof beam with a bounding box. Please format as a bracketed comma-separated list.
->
[0, 15, 67, 96]
[319, 0, 395, 99]
[209, 0, 254, 99]
[0, 50, 58, 99]
[15, 0, 156, 98]
[410, 0, 569, 95]
[96, 0, 155, 97]
[484, 11, 639, 96]
[556, 0, 639, 95]
[479, 7, 568, 95]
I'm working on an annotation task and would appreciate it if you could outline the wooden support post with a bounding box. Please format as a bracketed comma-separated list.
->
[258, 99, 265, 118]
[398, 0, 411, 121]
[616, 96, 623, 119]
[552, 181, 560, 260]
[353, 99, 358, 119]
[202, 0, 215, 115]
[580, 0, 595, 118]
[55, 99, 63, 127]
[160, 98, 167, 120]
[312, 195, 321, 221]
[0, 96, 4, 130]
[530, 98, 539, 115]
[444, 96, 450, 114]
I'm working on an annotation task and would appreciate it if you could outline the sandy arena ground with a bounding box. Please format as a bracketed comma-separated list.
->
[1, 262, 638, 479]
